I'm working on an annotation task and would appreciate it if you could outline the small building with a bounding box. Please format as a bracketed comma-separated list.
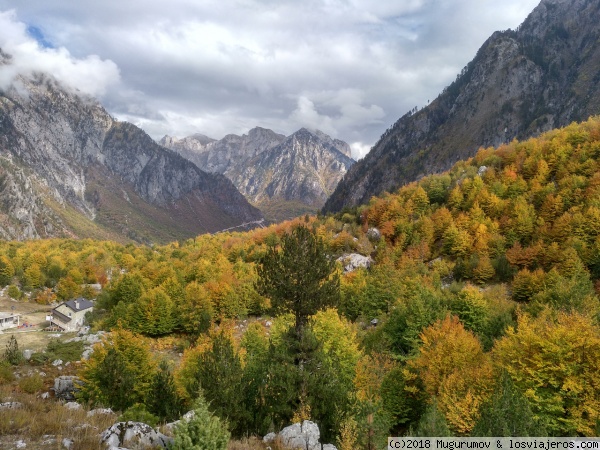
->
[0, 312, 21, 329]
[49, 298, 94, 332]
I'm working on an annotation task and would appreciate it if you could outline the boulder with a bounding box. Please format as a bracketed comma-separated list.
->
[22, 349, 33, 360]
[100, 421, 173, 449]
[64, 402, 82, 410]
[279, 420, 320, 450]
[366, 227, 381, 241]
[336, 253, 373, 273]
[53, 376, 80, 401]
[88, 408, 114, 417]
[265, 420, 338, 450]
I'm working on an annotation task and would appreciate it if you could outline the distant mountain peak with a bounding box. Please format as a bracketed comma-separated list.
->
[162, 126, 354, 221]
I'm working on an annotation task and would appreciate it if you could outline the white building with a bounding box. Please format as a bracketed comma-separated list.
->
[49, 298, 93, 332]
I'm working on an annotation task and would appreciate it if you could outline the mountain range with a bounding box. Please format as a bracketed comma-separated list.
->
[0, 70, 262, 243]
[324, 0, 600, 212]
[160, 127, 354, 221]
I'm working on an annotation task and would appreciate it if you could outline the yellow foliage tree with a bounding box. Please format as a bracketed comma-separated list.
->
[407, 315, 494, 434]
[494, 311, 600, 435]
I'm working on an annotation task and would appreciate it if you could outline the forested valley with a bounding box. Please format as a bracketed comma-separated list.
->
[3, 118, 600, 448]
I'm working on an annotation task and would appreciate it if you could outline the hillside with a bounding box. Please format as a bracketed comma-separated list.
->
[2, 119, 600, 447]
[0, 71, 262, 243]
[324, 0, 600, 212]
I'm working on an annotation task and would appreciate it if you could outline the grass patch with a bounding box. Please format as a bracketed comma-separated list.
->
[0, 384, 117, 449]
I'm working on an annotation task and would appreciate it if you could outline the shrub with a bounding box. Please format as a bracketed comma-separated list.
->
[119, 403, 159, 428]
[3, 335, 23, 365]
[170, 396, 230, 450]
[0, 361, 15, 384]
[7, 284, 22, 300]
[18, 373, 44, 394]
[45, 339, 85, 362]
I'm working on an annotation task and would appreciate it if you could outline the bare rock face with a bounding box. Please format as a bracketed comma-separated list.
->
[324, 0, 600, 212]
[162, 127, 354, 221]
[160, 127, 285, 174]
[0, 72, 262, 241]
[228, 128, 355, 209]
[336, 253, 373, 273]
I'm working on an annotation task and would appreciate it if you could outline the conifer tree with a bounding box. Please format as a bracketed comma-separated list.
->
[147, 359, 184, 423]
[471, 372, 546, 437]
[170, 396, 230, 450]
[256, 224, 339, 341]
[412, 399, 452, 437]
[4, 334, 22, 365]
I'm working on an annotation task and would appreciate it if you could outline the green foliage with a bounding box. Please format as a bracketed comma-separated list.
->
[129, 286, 177, 336]
[45, 339, 85, 362]
[119, 403, 159, 428]
[256, 225, 340, 336]
[3, 334, 23, 365]
[186, 332, 245, 436]
[381, 366, 424, 433]
[0, 360, 15, 384]
[78, 328, 156, 412]
[412, 399, 452, 437]
[146, 359, 184, 423]
[383, 283, 447, 357]
[7, 284, 22, 300]
[472, 372, 547, 437]
[169, 396, 230, 450]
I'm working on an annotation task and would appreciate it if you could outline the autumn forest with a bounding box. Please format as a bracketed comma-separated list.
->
[4, 118, 600, 447]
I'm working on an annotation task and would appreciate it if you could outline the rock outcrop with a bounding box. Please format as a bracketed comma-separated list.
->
[100, 421, 173, 449]
[324, 0, 600, 212]
[53, 376, 80, 401]
[263, 420, 337, 450]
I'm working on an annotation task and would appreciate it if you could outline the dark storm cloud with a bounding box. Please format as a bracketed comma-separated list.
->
[0, 0, 540, 158]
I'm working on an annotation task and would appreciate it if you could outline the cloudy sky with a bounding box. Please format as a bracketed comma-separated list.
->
[0, 0, 540, 159]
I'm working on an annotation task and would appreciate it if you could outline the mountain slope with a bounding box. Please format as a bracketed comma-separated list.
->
[324, 0, 600, 212]
[0, 71, 262, 242]
[228, 128, 355, 219]
[162, 127, 355, 221]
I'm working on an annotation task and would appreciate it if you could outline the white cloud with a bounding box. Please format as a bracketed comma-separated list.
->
[350, 142, 372, 160]
[0, 0, 540, 149]
[0, 10, 119, 96]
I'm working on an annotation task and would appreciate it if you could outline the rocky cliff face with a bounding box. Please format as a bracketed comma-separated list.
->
[228, 128, 355, 209]
[0, 71, 262, 242]
[162, 127, 354, 221]
[160, 127, 285, 174]
[324, 0, 600, 212]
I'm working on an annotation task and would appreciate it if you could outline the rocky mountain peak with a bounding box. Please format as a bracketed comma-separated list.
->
[163, 125, 354, 221]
